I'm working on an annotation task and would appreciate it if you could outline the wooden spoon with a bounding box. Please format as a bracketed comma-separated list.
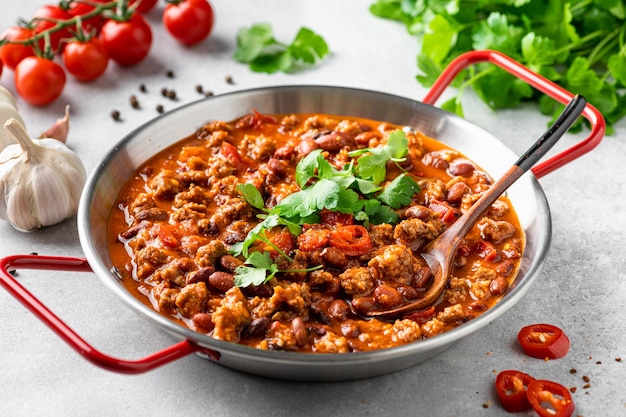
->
[368, 95, 587, 318]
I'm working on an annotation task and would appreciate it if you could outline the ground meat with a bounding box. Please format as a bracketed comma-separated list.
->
[421, 318, 445, 338]
[368, 223, 394, 247]
[175, 282, 208, 318]
[477, 217, 516, 243]
[391, 319, 422, 343]
[251, 283, 311, 319]
[312, 331, 350, 353]
[212, 287, 251, 342]
[196, 240, 228, 268]
[153, 283, 179, 315]
[340, 267, 374, 297]
[150, 170, 181, 199]
[264, 321, 299, 351]
[240, 134, 276, 161]
[436, 304, 465, 323]
[367, 244, 419, 285]
[208, 198, 251, 230]
[150, 258, 195, 287]
[393, 218, 444, 246]
[135, 246, 172, 279]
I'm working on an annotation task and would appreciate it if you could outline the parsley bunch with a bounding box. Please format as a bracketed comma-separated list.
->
[370, 0, 626, 133]
[230, 130, 421, 287]
[234, 23, 329, 73]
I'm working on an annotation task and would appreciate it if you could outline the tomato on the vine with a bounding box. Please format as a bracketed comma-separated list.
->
[163, 0, 214, 46]
[130, 0, 159, 13]
[66, 0, 108, 34]
[100, 13, 152, 66]
[63, 37, 109, 81]
[0, 26, 35, 70]
[15, 56, 66, 106]
[32, 4, 73, 53]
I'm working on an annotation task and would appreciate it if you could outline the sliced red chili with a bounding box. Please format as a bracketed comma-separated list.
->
[495, 370, 535, 412]
[527, 379, 575, 417]
[266, 230, 295, 259]
[219, 141, 250, 171]
[518, 324, 570, 359]
[297, 227, 331, 252]
[238, 109, 278, 130]
[329, 225, 372, 256]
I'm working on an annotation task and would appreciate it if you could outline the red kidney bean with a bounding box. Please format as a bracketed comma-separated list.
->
[219, 255, 243, 273]
[397, 285, 419, 300]
[315, 132, 343, 151]
[404, 205, 430, 220]
[266, 157, 287, 178]
[208, 271, 235, 293]
[185, 266, 215, 285]
[351, 296, 376, 316]
[489, 277, 508, 295]
[411, 266, 432, 289]
[273, 144, 295, 160]
[295, 139, 319, 156]
[192, 313, 214, 333]
[495, 259, 515, 276]
[327, 299, 350, 321]
[374, 286, 403, 309]
[321, 247, 348, 269]
[422, 152, 449, 170]
[243, 317, 270, 338]
[292, 317, 308, 347]
[242, 283, 273, 298]
[354, 130, 381, 145]
[467, 301, 488, 312]
[446, 182, 470, 204]
[448, 159, 475, 177]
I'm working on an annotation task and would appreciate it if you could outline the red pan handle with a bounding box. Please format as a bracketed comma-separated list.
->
[0, 254, 219, 374]
[422, 49, 606, 178]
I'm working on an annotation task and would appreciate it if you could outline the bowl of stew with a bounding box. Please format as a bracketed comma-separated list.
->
[78, 83, 561, 381]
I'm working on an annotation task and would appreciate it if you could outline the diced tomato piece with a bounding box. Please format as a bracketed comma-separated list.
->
[473, 240, 500, 262]
[219, 141, 250, 171]
[320, 209, 354, 227]
[428, 199, 457, 224]
[404, 307, 436, 324]
[237, 109, 278, 130]
[156, 224, 180, 248]
[297, 228, 331, 252]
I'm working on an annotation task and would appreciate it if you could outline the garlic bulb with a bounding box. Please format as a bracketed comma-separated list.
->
[0, 86, 27, 150]
[0, 118, 86, 232]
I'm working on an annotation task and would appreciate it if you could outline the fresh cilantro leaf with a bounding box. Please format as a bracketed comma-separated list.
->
[234, 251, 278, 287]
[237, 183, 266, 211]
[359, 199, 400, 225]
[295, 149, 323, 188]
[422, 14, 459, 65]
[377, 174, 420, 209]
[349, 130, 409, 184]
[272, 178, 340, 219]
[234, 23, 329, 74]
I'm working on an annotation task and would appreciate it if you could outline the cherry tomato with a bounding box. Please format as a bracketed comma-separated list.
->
[518, 323, 570, 360]
[527, 379, 575, 417]
[163, 0, 214, 46]
[0, 26, 35, 70]
[100, 13, 152, 66]
[494, 370, 535, 412]
[63, 37, 109, 81]
[329, 225, 373, 256]
[67, 0, 108, 34]
[15, 56, 66, 106]
[130, 0, 159, 13]
[32, 4, 73, 53]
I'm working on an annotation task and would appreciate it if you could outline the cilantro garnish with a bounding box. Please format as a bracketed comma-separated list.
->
[370, 0, 626, 132]
[231, 130, 420, 287]
[233, 23, 329, 74]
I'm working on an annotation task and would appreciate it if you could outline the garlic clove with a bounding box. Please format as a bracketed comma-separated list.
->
[40, 105, 70, 143]
[0, 118, 86, 232]
[0, 85, 19, 109]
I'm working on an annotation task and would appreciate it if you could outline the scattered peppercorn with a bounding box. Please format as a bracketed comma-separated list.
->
[161, 87, 169, 97]
[111, 110, 121, 121]
[195, 84, 204, 94]
[139, 83, 147, 93]
[595, 361, 601, 365]
[616, 357, 622, 362]
[569, 368, 577, 374]
[166, 69, 175, 78]
[166, 89, 177, 100]
[130, 95, 140, 109]
[582, 383, 591, 389]
[482, 401, 490, 409]
[570, 387, 577, 393]
[204, 90, 214, 97]
[225, 75, 234, 84]
[582, 375, 590, 383]
[156, 104, 164, 114]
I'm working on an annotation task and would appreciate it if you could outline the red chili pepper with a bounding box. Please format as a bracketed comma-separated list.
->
[527, 379, 575, 417]
[329, 225, 372, 256]
[495, 370, 535, 412]
[219, 141, 251, 171]
[518, 324, 570, 359]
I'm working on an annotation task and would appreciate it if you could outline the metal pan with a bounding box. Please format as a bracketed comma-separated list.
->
[0, 50, 605, 381]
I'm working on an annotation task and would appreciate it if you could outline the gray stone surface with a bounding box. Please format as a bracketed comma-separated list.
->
[1, 1, 624, 416]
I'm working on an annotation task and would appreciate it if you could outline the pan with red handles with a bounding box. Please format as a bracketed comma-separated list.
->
[0, 50, 605, 381]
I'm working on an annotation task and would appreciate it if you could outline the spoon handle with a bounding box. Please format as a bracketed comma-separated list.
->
[516, 95, 586, 172]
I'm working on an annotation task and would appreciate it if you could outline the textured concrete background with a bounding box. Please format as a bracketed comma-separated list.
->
[1, 1, 624, 416]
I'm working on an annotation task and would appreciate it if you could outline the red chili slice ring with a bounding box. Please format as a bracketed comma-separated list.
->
[329, 225, 372, 256]
[495, 370, 535, 412]
[527, 379, 576, 417]
[517, 323, 570, 359]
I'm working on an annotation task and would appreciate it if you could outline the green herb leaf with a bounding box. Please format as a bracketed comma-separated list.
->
[234, 251, 278, 287]
[272, 178, 340, 218]
[377, 173, 420, 209]
[237, 183, 266, 211]
[234, 23, 329, 74]
[350, 130, 409, 184]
